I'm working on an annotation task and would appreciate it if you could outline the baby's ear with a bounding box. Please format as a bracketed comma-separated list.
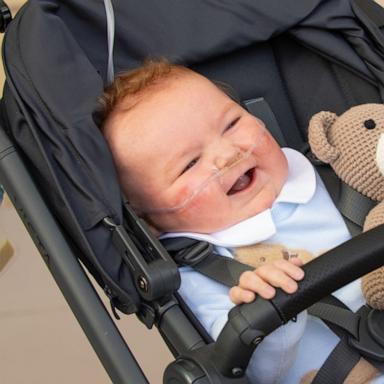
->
[308, 111, 339, 164]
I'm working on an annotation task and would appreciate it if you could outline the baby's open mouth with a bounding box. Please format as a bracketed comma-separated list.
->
[227, 167, 256, 195]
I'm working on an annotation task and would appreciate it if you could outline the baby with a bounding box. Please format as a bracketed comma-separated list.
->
[99, 60, 374, 383]
[101, 60, 306, 299]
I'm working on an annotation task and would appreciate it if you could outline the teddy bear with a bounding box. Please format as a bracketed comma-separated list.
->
[308, 103, 384, 311]
[300, 103, 384, 384]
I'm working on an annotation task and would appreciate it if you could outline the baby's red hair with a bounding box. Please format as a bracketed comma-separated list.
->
[99, 58, 191, 129]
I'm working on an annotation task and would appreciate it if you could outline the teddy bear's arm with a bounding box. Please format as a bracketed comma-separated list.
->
[363, 201, 384, 231]
[300, 358, 378, 384]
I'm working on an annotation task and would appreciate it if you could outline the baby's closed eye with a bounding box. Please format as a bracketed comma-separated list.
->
[180, 157, 199, 175]
[224, 117, 240, 133]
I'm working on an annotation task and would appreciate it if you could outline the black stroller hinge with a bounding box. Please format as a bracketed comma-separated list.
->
[103, 216, 180, 303]
[0, 1, 11, 33]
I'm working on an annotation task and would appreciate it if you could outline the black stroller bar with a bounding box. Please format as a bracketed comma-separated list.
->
[0, 122, 149, 384]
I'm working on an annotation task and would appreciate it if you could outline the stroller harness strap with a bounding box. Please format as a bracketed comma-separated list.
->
[161, 237, 253, 288]
[338, 181, 377, 228]
[311, 337, 362, 384]
[308, 302, 360, 338]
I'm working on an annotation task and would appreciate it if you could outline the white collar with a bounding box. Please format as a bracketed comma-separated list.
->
[160, 148, 316, 247]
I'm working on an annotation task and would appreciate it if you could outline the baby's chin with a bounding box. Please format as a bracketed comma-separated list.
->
[223, 184, 279, 226]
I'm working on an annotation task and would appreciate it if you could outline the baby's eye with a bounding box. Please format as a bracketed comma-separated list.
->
[180, 158, 199, 175]
[224, 117, 240, 132]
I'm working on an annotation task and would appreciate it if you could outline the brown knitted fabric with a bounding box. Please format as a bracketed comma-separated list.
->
[361, 202, 384, 310]
[300, 358, 378, 384]
[234, 243, 313, 269]
[308, 111, 339, 163]
[364, 201, 384, 231]
[309, 103, 384, 311]
[308, 104, 384, 201]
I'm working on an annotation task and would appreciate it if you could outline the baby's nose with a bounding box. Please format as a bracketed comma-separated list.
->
[214, 148, 242, 170]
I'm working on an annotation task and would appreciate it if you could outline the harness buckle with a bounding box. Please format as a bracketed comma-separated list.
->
[349, 305, 384, 361]
[173, 241, 213, 267]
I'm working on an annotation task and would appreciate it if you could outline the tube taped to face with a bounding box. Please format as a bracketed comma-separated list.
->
[141, 143, 257, 214]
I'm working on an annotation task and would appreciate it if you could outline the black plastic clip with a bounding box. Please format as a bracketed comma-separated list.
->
[349, 306, 384, 361]
[173, 241, 213, 267]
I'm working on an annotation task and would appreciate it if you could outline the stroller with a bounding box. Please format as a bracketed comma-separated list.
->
[1, 0, 384, 382]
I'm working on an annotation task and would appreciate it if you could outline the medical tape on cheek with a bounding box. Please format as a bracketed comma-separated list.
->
[143, 143, 257, 215]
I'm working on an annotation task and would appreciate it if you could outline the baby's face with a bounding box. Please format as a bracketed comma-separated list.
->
[105, 72, 288, 234]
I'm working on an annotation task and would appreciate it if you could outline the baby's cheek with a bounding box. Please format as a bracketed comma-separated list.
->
[254, 129, 275, 155]
[180, 183, 226, 217]
[171, 184, 196, 208]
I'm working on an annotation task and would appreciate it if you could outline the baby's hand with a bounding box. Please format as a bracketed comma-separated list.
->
[229, 258, 305, 305]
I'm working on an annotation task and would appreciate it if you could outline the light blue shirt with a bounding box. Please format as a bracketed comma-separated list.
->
[163, 149, 382, 383]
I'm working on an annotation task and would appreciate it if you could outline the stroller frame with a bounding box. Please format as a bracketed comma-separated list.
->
[2, 1, 384, 383]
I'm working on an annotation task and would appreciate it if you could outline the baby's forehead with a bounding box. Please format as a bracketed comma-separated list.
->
[105, 71, 234, 154]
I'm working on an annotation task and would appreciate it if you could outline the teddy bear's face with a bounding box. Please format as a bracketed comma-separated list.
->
[309, 104, 384, 201]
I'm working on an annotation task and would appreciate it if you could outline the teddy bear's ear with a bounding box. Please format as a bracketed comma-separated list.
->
[308, 111, 339, 164]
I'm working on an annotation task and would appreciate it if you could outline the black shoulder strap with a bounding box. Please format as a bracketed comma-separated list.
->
[338, 182, 377, 228]
[161, 237, 253, 287]
[309, 160, 377, 236]
[243, 98, 288, 147]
